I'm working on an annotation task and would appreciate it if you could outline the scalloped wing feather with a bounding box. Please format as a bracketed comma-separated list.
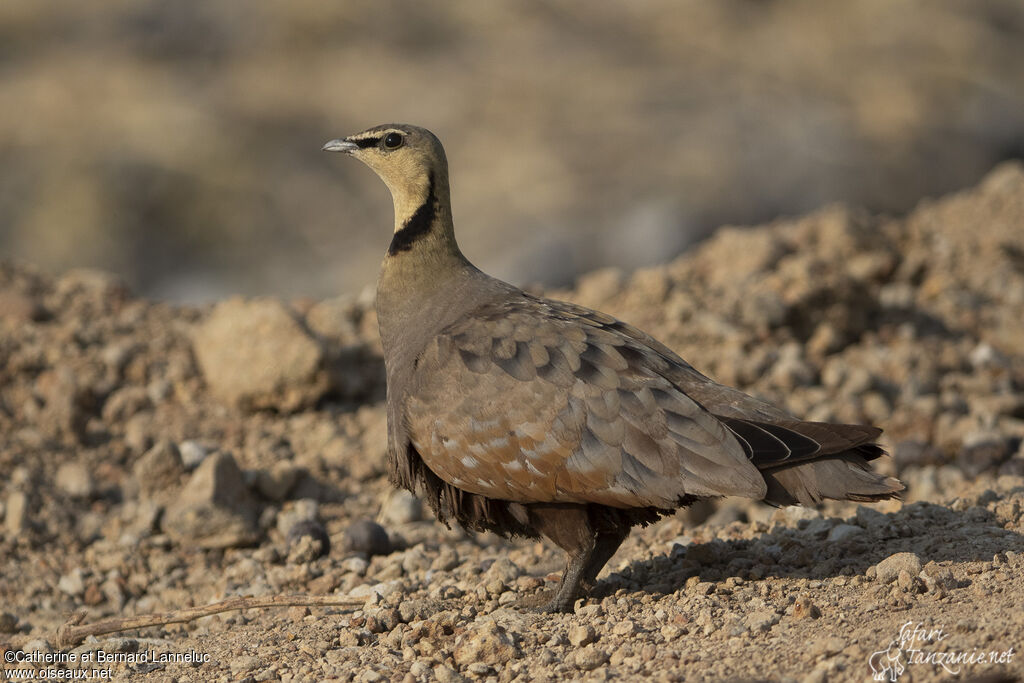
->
[404, 296, 767, 508]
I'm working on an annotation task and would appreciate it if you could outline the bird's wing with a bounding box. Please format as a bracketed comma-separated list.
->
[404, 295, 766, 507]
[537, 302, 885, 466]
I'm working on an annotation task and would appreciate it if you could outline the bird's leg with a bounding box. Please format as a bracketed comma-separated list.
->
[546, 545, 594, 613]
[580, 531, 628, 593]
[524, 503, 597, 613]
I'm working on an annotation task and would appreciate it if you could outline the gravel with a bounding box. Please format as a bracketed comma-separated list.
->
[1, 165, 1023, 680]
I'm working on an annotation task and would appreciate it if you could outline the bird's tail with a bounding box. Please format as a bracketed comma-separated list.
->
[717, 416, 905, 506]
[759, 451, 904, 506]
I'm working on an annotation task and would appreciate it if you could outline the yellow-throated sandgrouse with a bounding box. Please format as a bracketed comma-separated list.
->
[323, 124, 904, 613]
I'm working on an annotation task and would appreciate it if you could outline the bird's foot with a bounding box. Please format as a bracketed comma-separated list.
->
[513, 589, 577, 613]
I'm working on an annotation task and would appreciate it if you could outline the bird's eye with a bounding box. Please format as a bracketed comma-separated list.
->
[383, 132, 403, 149]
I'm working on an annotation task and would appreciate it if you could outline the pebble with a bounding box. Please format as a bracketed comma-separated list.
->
[573, 645, 610, 671]
[453, 620, 520, 667]
[230, 655, 262, 674]
[433, 664, 463, 683]
[343, 556, 370, 576]
[343, 519, 392, 557]
[485, 557, 522, 584]
[0, 612, 19, 633]
[4, 491, 28, 535]
[133, 441, 185, 498]
[286, 520, 331, 562]
[58, 568, 86, 596]
[745, 610, 778, 633]
[612, 619, 639, 636]
[431, 546, 460, 572]
[569, 624, 597, 646]
[874, 552, 922, 584]
[379, 489, 424, 525]
[178, 440, 209, 469]
[276, 498, 319, 536]
[163, 451, 260, 549]
[55, 462, 96, 498]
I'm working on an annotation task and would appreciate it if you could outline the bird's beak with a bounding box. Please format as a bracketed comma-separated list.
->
[322, 139, 359, 154]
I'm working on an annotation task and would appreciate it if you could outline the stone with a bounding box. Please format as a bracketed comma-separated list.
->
[433, 664, 464, 683]
[178, 440, 209, 469]
[874, 552, 922, 584]
[379, 489, 424, 525]
[276, 499, 319, 537]
[0, 612, 18, 633]
[453, 620, 520, 667]
[256, 462, 300, 501]
[573, 645, 610, 671]
[568, 624, 597, 647]
[896, 569, 920, 592]
[485, 558, 522, 585]
[286, 520, 331, 563]
[612, 619, 639, 636]
[827, 524, 863, 543]
[920, 562, 957, 593]
[58, 568, 86, 596]
[5, 491, 29, 535]
[55, 462, 96, 498]
[431, 546, 460, 572]
[745, 610, 778, 633]
[342, 556, 369, 576]
[343, 519, 392, 557]
[163, 452, 260, 549]
[133, 441, 186, 499]
[191, 298, 329, 412]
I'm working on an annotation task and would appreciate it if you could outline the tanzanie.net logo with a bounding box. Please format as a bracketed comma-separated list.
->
[867, 621, 1014, 681]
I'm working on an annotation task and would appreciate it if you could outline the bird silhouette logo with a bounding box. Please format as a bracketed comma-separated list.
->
[868, 640, 906, 681]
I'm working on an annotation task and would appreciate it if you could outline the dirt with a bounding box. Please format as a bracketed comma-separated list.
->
[2, 164, 1024, 682]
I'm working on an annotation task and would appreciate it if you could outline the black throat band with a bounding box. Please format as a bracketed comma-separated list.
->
[388, 172, 437, 255]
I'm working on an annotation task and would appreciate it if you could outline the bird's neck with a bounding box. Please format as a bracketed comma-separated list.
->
[376, 170, 476, 366]
[385, 169, 458, 258]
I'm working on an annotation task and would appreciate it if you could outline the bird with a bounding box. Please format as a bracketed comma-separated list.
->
[323, 123, 904, 613]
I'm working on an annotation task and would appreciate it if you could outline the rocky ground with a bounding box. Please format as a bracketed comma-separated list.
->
[2, 164, 1024, 682]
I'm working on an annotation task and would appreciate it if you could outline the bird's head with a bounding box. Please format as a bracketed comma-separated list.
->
[323, 124, 447, 225]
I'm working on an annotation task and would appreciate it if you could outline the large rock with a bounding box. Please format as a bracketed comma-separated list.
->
[191, 298, 328, 412]
[164, 452, 260, 549]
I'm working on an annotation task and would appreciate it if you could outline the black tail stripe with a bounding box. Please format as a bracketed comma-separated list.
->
[757, 422, 821, 459]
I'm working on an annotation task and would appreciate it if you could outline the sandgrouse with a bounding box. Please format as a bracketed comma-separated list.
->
[323, 124, 904, 613]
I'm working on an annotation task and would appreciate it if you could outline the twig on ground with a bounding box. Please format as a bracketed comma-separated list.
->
[56, 594, 365, 649]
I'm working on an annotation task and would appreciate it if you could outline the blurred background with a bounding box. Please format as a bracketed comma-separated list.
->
[1, 0, 1023, 302]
